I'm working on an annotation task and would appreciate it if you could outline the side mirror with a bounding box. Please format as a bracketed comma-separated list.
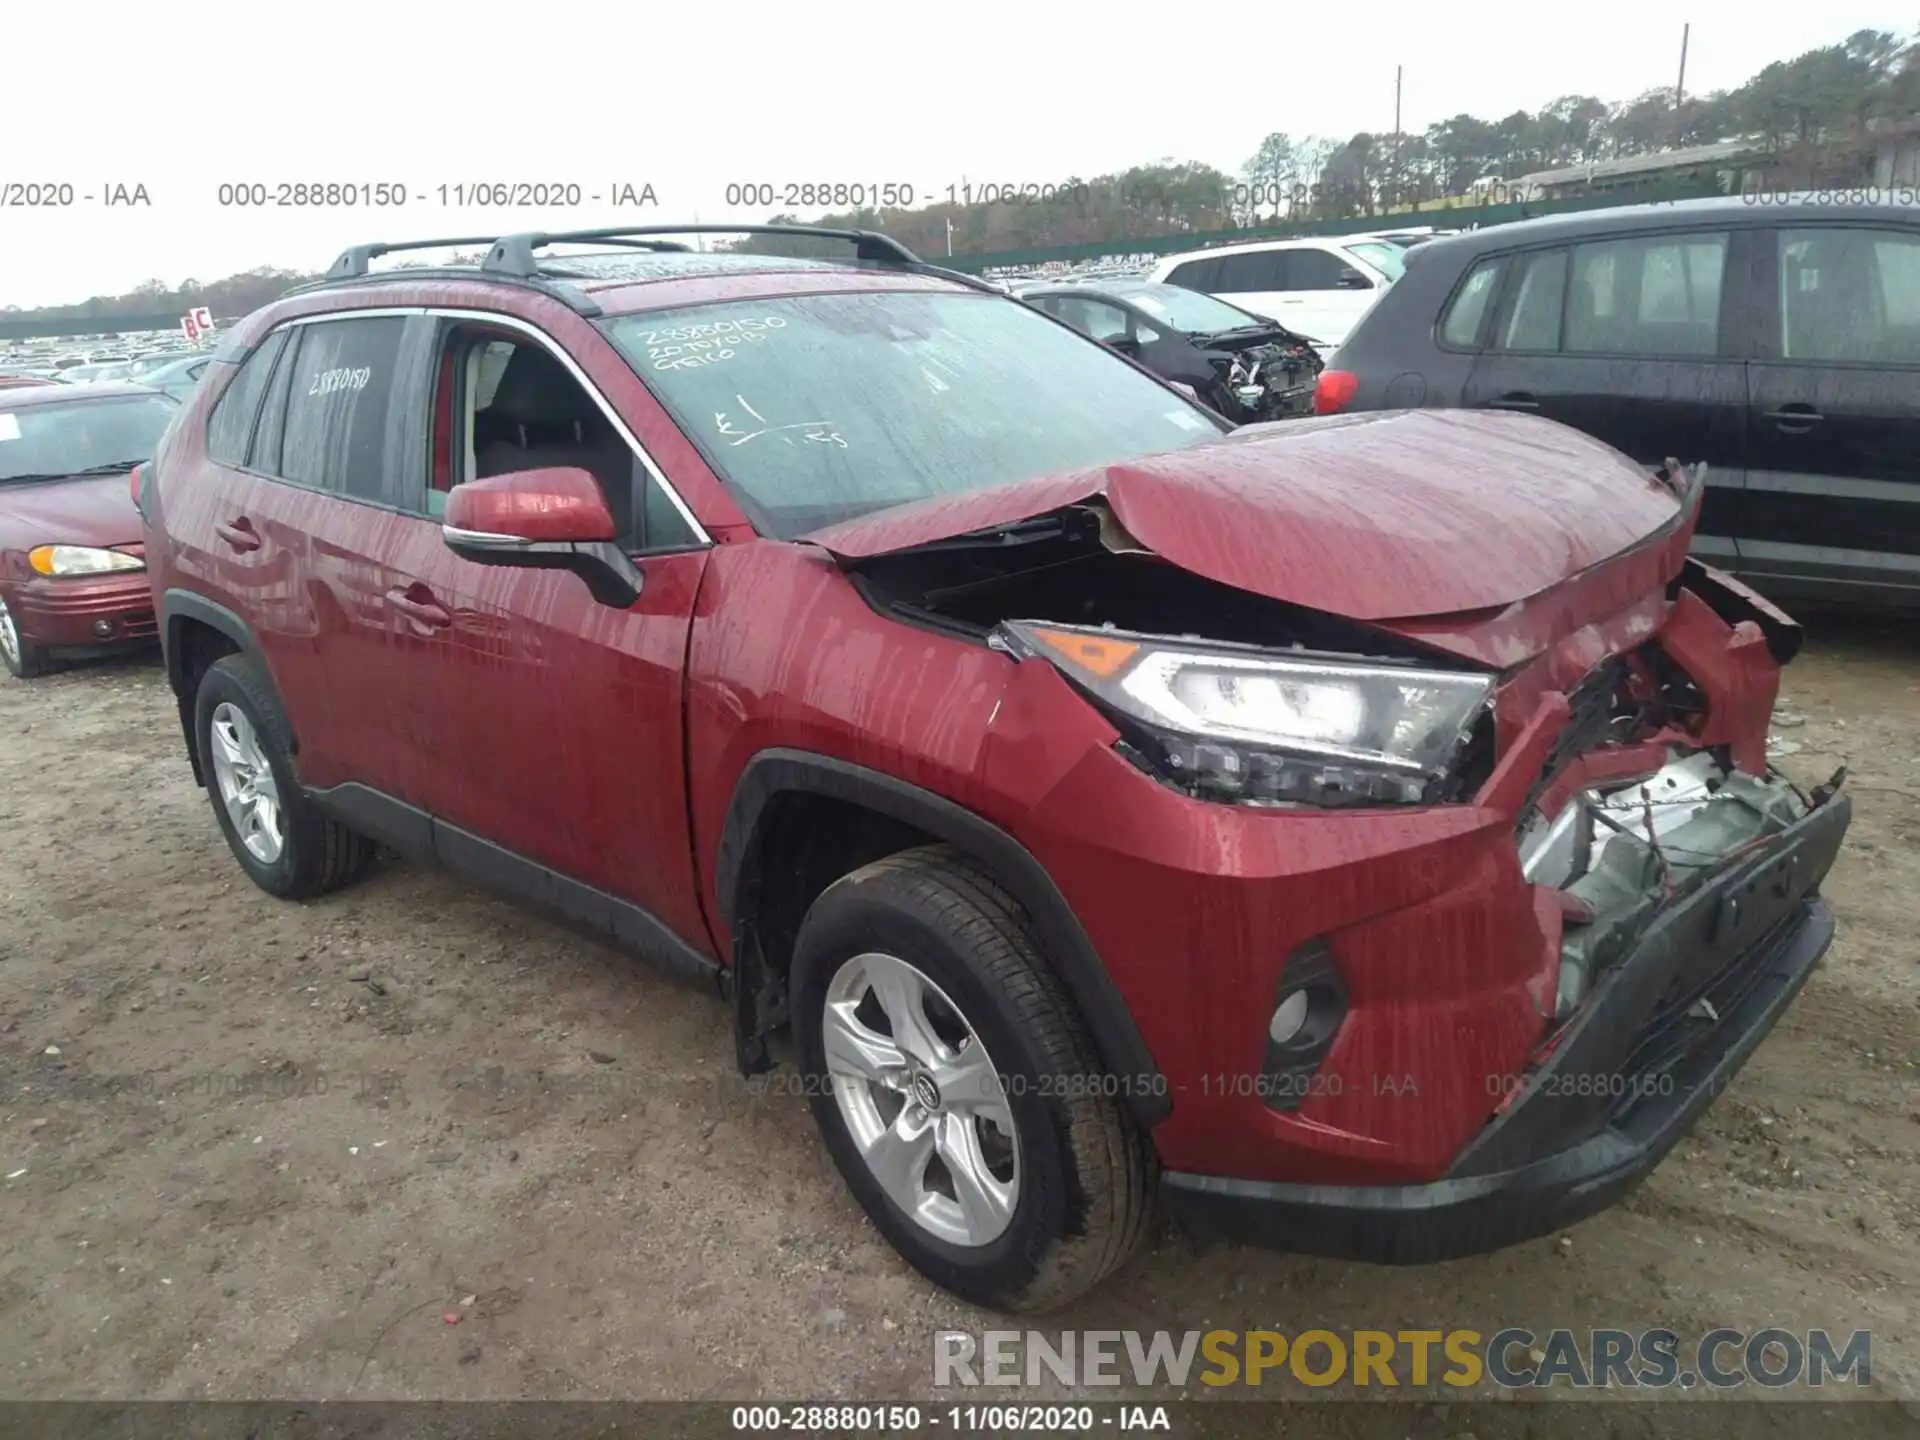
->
[442, 465, 643, 608]
[1335, 271, 1374, 290]
[1102, 334, 1139, 353]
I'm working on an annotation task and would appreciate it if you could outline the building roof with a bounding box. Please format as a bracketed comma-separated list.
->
[1516, 138, 1769, 188]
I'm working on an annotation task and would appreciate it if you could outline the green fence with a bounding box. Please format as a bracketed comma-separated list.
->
[933, 183, 1727, 272]
[0, 312, 188, 343]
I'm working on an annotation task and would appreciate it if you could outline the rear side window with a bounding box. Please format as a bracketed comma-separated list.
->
[1566, 233, 1727, 356]
[1440, 259, 1503, 347]
[1779, 227, 1920, 364]
[1213, 252, 1281, 292]
[205, 329, 288, 467]
[277, 318, 416, 504]
[1498, 249, 1568, 351]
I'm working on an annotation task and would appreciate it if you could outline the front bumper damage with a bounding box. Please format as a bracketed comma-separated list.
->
[1162, 780, 1848, 1260]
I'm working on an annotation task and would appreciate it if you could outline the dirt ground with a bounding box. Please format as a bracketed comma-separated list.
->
[0, 613, 1915, 1412]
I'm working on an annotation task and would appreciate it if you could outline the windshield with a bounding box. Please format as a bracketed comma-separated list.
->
[1344, 241, 1408, 281]
[602, 290, 1226, 536]
[1113, 285, 1265, 335]
[0, 393, 177, 482]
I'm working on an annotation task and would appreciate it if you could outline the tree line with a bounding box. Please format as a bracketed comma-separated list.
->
[7, 26, 1915, 321]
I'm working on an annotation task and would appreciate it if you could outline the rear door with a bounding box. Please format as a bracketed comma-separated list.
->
[1740, 221, 1920, 604]
[1200, 250, 1288, 326]
[239, 312, 440, 801]
[1461, 227, 1750, 570]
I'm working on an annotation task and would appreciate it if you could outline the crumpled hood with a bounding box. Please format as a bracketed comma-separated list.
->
[804, 409, 1692, 625]
[0, 473, 141, 551]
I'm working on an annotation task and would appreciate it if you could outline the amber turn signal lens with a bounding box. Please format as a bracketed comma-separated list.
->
[1028, 626, 1139, 678]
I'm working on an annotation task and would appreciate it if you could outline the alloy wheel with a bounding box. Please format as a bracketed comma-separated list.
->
[822, 951, 1020, 1247]
[207, 701, 284, 864]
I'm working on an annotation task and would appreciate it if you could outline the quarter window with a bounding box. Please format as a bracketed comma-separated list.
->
[1779, 227, 1920, 364]
[1165, 258, 1220, 291]
[1440, 259, 1503, 347]
[205, 329, 288, 467]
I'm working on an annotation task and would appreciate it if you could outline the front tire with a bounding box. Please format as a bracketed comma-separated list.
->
[0, 593, 53, 679]
[193, 654, 374, 899]
[791, 845, 1154, 1311]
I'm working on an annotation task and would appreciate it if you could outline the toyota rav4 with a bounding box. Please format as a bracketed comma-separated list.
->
[138, 225, 1852, 1312]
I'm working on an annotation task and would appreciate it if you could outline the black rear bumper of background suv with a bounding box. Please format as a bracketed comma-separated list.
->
[1162, 790, 1851, 1263]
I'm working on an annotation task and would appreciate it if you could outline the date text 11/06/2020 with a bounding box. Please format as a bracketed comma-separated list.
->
[719, 178, 1550, 212]
[212, 182, 659, 209]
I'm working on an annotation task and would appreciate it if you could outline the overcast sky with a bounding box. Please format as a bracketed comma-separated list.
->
[2, 2, 1908, 308]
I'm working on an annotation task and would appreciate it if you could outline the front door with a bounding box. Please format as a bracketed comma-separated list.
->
[400, 318, 716, 951]
[1740, 222, 1920, 604]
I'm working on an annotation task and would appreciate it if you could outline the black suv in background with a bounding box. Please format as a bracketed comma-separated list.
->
[1316, 196, 1920, 609]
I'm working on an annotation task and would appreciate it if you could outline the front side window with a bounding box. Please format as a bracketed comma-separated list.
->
[601, 290, 1225, 537]
[1498, 248, 1568, 351]
[1566, 232, 1726, 356]
[1780, 227, 1920, 364]
[0, 393, 178, 482]
[1343, 241, 1407, 282]
[1282, 249, 1371, 291]
[1122, 284, 1265, 334]
[1050, 298, 1131, 342]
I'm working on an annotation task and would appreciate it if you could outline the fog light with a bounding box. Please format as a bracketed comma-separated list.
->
[1268, 990, 1311, 1045]
[92, 619, 115, 637]
[1261, 940, 1349, 1113]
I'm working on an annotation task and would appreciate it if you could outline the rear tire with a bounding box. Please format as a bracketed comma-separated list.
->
[0, 593, 53, 679]
[193, 654, 374, 899]
[791, 844, 1155, 1311]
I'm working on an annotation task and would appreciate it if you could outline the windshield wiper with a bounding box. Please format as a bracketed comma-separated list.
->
[68, 460, 150, 476]
[884, 514, 1070, 555]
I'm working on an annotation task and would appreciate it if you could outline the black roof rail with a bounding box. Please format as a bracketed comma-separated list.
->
[323, 236, 503, 281]
[280, 266, 605, 317]
[482, 224, 924, 276]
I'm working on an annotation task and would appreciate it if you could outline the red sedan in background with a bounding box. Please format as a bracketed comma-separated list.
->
[0, 382, 177, 678]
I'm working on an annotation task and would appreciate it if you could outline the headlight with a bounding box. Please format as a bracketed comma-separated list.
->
[996, 620, 1493, 808]
[28, 544, 145, 577]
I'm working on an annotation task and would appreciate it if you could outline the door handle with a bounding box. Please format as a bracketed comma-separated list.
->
[1763, 404, 1823, 432]
[214, 518, 260, 552]
[385, 587, 452, 630]
[1489, 393, 1539, 410]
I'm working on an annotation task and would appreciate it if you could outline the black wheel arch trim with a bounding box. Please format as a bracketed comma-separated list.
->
[717, 748, 1171, 1128]
[159, 589, 289, 784]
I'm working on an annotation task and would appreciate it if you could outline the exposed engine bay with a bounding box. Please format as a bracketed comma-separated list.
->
[1519, 748, 1817, 1018]
[1201, 329, 1324, 422]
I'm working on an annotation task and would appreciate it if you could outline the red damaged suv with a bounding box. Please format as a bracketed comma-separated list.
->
[138, 226, 1851, 1310]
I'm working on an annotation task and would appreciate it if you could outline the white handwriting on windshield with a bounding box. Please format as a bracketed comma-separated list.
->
[714, 395, 846, 449]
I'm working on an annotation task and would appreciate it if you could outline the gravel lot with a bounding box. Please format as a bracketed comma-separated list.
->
[1, 616, 1915, 1412]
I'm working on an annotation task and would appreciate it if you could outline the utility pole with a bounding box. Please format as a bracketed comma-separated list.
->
[1676, 23, 1690, 108]
[1393, 66, 1404, 210]
[946, 217, 954, 257]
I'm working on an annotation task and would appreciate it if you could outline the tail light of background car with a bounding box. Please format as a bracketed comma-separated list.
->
[1313, 370, 1358, 415]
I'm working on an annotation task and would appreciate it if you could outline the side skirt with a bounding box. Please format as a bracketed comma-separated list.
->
[309, 781, 722, 991]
